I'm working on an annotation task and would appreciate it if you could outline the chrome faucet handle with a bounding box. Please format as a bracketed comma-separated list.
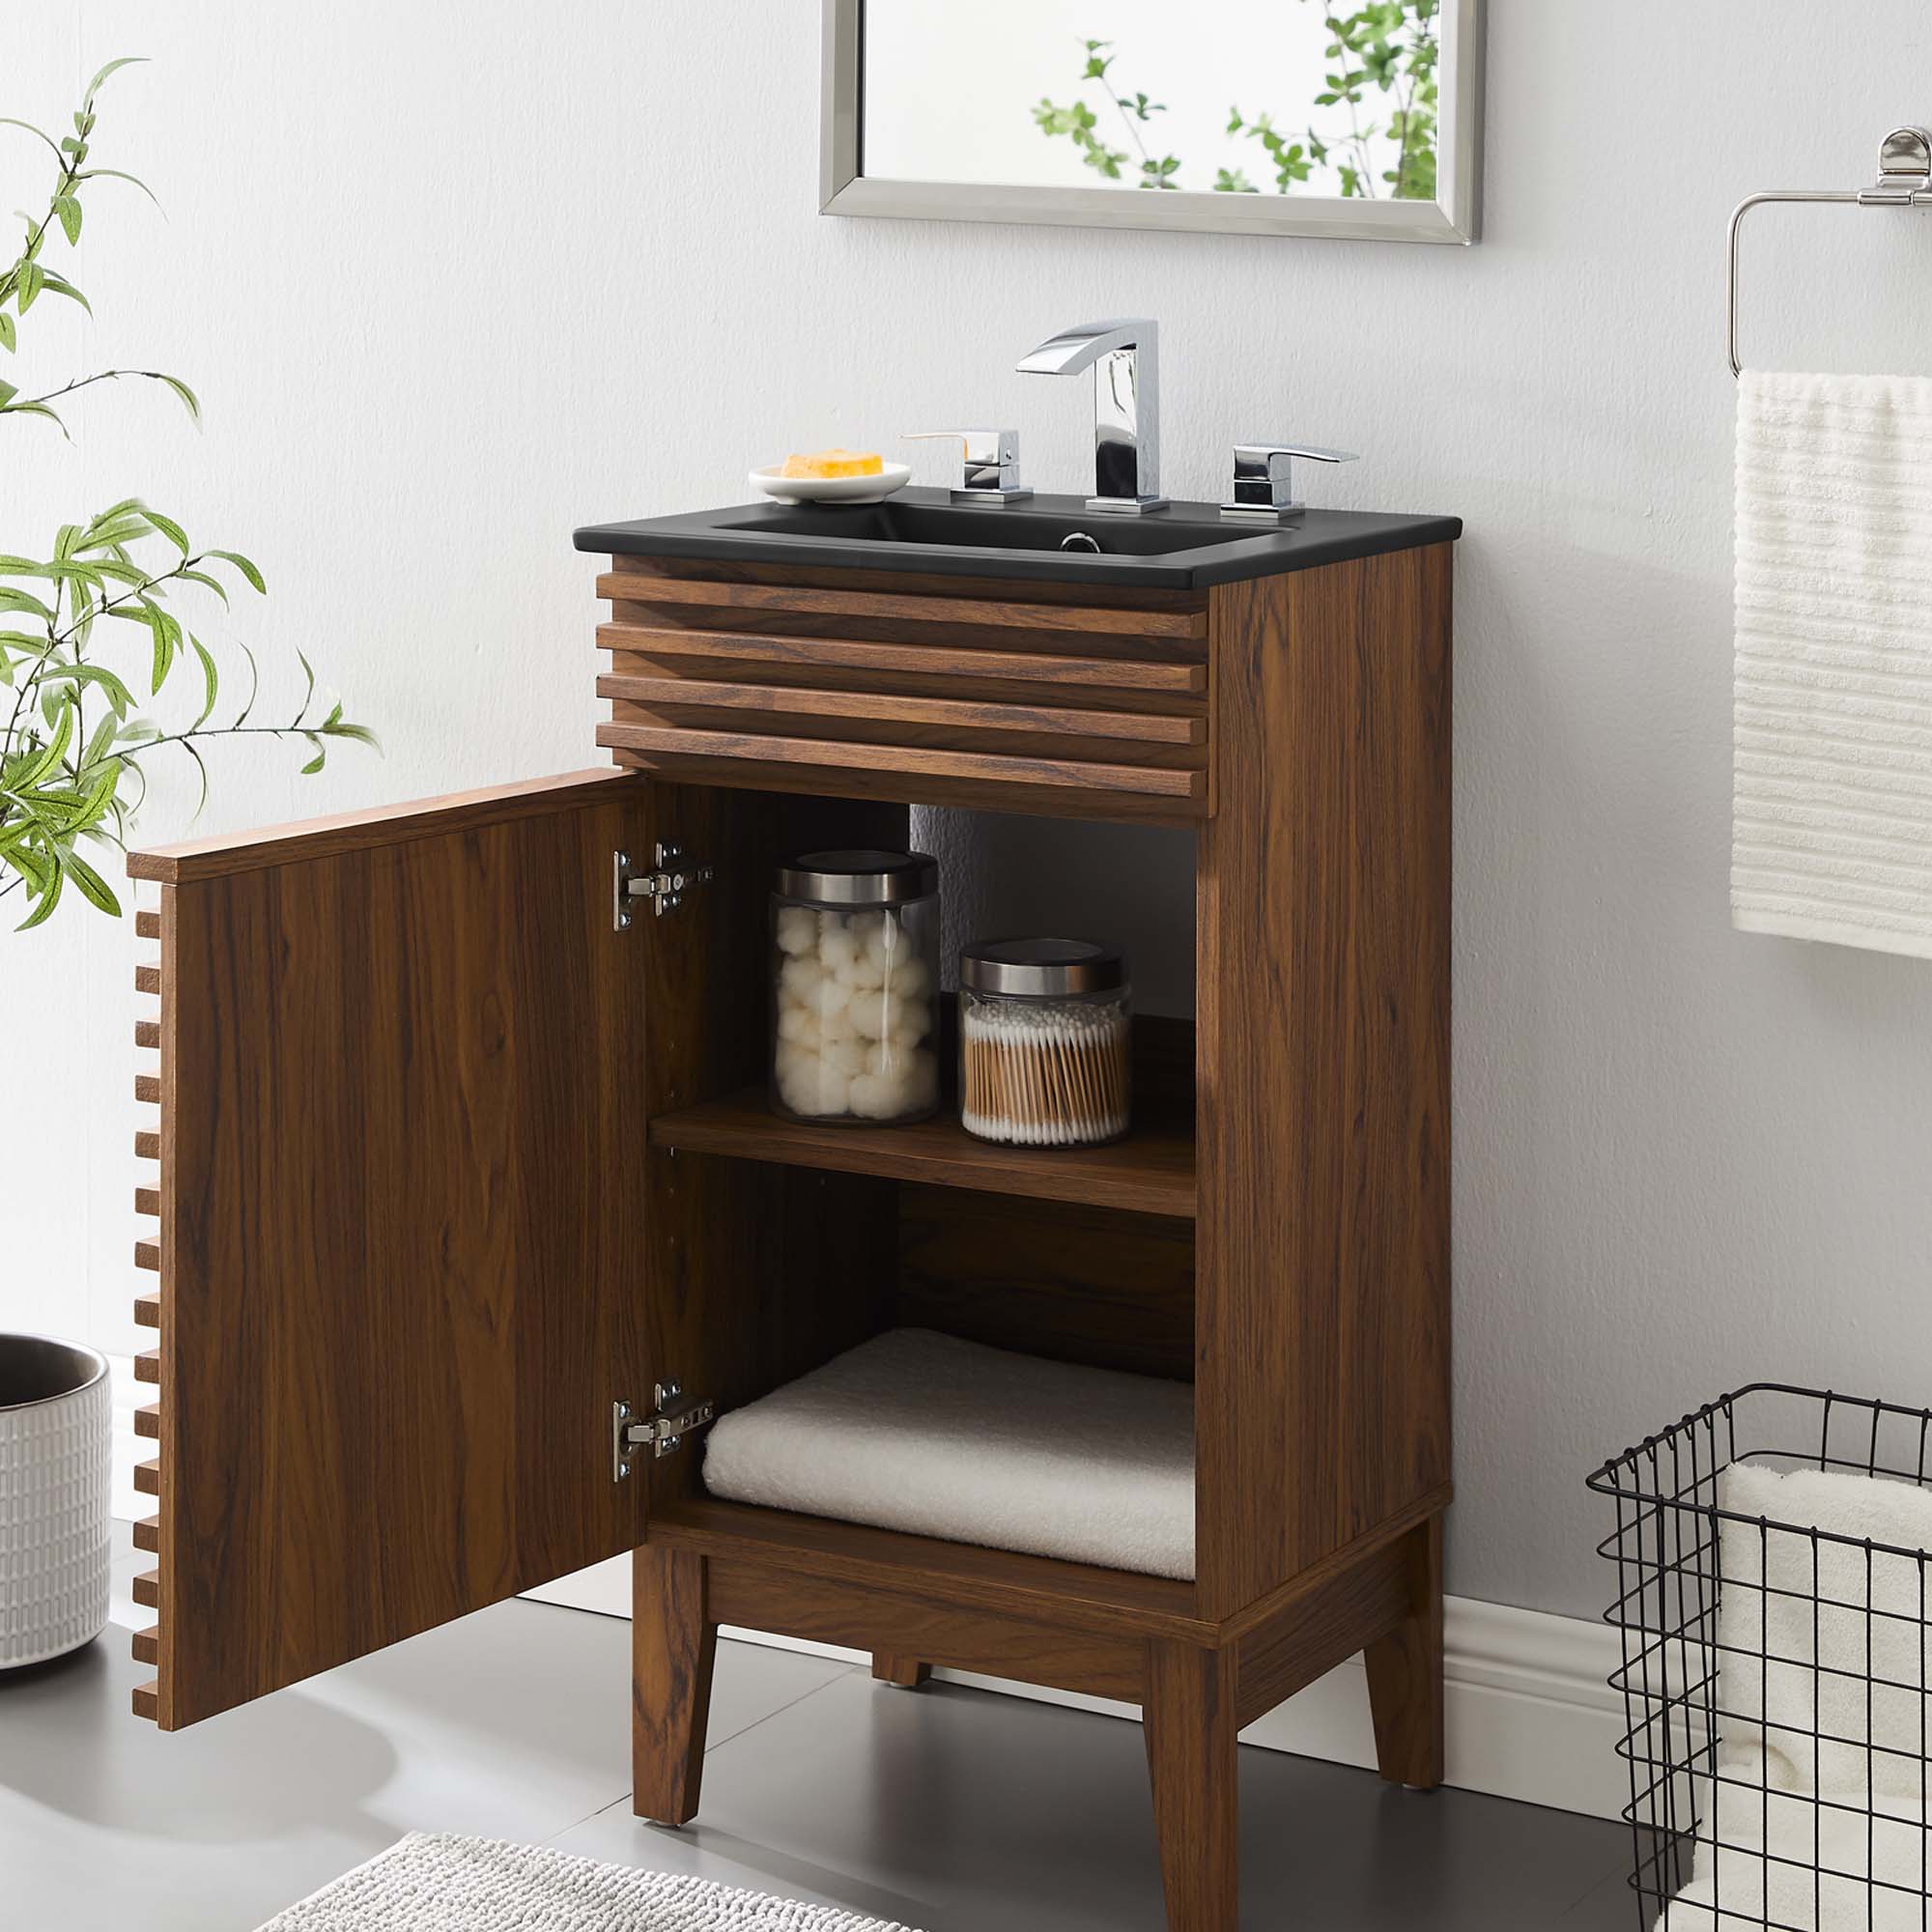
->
[903, 429, 1032, 503]
[1221, 441, 1359, 520]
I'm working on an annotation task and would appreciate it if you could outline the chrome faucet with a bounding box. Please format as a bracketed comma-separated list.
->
[1016, 318, 1165, 515]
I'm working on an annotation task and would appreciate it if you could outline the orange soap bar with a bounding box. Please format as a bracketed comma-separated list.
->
[780, 448, 883, 479]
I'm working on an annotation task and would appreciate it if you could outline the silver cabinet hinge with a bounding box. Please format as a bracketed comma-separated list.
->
[612, 1382, 717, 1480]
[613, 843, 713, 929]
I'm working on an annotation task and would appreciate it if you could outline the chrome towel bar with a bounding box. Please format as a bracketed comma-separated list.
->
[1728, 125, 1932, 378]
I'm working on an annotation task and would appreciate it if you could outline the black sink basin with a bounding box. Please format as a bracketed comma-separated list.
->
[576, 490, 1461, 590]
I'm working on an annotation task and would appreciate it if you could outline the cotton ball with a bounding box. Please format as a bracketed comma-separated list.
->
[847, 1072, 900, 1120]
[818, 999, 855, 1042]
[847, 989, 904, 1042]
[887, 956, 930, 1002]
[846, 910, 884, 950]
[865, 1038, 909, 1080]
[779, 954, 825, 1007]
[890, 998, 932, 1048]
[805, 1060, 851, 1116]
[821, 1035, 867, 1079]
[776, 1052, 821, 1114]
[776, 905, 818, 955]
[841, 948, 885, 991]
[810, 976, 850, 1025]
[818, 922, 861, 976]
[777, 1004, 820, 1047]
[774, 1039, 810, 1081]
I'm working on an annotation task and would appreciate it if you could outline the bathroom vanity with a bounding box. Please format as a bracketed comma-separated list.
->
[127, 491, 1456, 1932]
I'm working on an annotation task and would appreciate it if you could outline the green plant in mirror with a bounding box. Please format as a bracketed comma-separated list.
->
[1035, 1, 1439, 201]
[0, 58, 373, 928]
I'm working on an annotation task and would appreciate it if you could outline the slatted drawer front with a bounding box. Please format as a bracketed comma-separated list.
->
[131, 903, 163, 1721]
[593, 562, 1210, 819]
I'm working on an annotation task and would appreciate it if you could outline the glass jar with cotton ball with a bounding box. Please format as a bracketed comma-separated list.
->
[771, 851, 941, 1125]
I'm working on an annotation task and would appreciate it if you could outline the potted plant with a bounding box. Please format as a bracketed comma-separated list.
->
[0, 57, 373, 1667]
[0, 55, 372, 927]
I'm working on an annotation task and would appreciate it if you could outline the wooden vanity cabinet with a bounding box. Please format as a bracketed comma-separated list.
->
[127, 535, 1452, 1932]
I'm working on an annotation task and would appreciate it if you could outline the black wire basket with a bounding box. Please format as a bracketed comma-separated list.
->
[1588, 1384, 1932, 1931]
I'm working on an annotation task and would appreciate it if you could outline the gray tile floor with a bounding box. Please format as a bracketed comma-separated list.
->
[0, 1528, 1638, 1931]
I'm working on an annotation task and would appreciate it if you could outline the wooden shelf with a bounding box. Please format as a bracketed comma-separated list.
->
[647, 1087, 1196, 1219]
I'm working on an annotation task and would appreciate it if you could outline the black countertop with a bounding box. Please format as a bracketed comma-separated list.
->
[575, 491, 1461, 592]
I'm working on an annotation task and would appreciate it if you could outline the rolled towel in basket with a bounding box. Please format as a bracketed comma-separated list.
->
[1660, 1462, 1932, 1929]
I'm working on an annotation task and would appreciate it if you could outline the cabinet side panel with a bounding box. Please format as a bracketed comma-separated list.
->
[153, 781, 656, 1727]
[1195, 546, 1452, 1618]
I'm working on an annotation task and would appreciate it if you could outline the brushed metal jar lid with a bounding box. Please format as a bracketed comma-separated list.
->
[960, 937, 1127, 997]
[776, 849, 939, 907]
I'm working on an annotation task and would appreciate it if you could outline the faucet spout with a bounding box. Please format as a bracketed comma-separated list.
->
[1016, 318, 1165, 514]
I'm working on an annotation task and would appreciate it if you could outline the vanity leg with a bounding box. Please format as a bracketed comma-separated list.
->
[1363, 1513, 1446, 1791]
[1144, 1639, 1238, 1932]
[632, 1546, 717, 1827]
[871, 1653, 930, 1690]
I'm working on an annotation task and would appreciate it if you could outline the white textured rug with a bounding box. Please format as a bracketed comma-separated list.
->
[257, 1833, 924, 1931]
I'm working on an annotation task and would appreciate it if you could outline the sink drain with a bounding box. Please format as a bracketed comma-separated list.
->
[1059, 531, 1103, 554]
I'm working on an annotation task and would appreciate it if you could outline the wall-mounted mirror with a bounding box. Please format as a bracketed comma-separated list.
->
[822, 0, 1483, 245]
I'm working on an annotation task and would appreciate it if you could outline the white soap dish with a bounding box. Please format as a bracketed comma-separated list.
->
[749, 462, 912, 505]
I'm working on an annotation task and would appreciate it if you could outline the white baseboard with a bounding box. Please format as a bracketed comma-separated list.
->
[526, 1556, 1629, 1822]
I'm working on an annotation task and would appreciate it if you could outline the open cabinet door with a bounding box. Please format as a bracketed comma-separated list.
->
[127, 770, 658, 1729]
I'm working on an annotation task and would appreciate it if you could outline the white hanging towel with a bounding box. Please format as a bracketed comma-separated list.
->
[1733, 370, 1932, 957]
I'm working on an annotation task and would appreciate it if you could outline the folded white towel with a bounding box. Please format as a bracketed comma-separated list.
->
[702, 1327, 1195, 1579]
[1733, 370, 1932, 958]
[1659, 1462, 1932, 1929]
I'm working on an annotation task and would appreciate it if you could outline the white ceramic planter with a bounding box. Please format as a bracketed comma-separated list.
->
[0, 1334, 111, 1670]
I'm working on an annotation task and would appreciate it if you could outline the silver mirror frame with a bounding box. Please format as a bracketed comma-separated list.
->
[821, 0, 1482, 246]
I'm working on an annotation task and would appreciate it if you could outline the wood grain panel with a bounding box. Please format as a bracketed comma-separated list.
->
[135, 1404, 159, 1439]
[134, 964, 159, 994]
[133, 1569, 158, 1606]
[135, 1186, 160, 1218]
[596, 573, 1207, 639]
[651, 1087, 1195, 1218]
[137, 772, 658, 1729]
[608, 746, 1203, 830]
[599, 673, 1205, 744]
[133, 1074, 159, 1104]
[132, 1518, 157, 1553]
[136, 910, 160, 938]
[134, 1241, 159, 1272]
[131, 1680, 158, 1719]
[1194, 545, 1453, 1620]
[895, 1186, 1195, 1382]
[597, 723, 1204, 801]
[134, 1460, 159, 1496]
[133, 1293, 159, 1328]
[707, 1561, 1148, 1703]
[134, 1019, 159, 1049]
[650, 1496, 1206, 1643]
[135, 1130, 159, 1161]
[133, 1349, 158, 1382]
[599, 624, 1207, 693]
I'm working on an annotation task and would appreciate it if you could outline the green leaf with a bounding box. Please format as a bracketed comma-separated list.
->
[54, 195, 81, 245]
[75, 166, 158, 207]
[295, 647, 317, 723]
[0, 379, 16, 409]
[83, 55, 148, 99]
[205, 548, 266, 595]
[62, 847, 120, 917]
[176, 567, 228, 605]
[14, 857, 63, 929]
[188, 634, 218, 729]
[15, 259, 43, 312]
[37, 270, 90, 315]
[155, 373, 199, 421]
[0, 116, 65, 165]
[299, 732, 326, 776]
[4, 401, 71, 438]
[0, 313, 14, 354]
[144, 506, 189, 552]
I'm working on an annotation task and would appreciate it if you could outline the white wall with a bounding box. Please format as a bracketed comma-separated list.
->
[6, 0, 1932, 1622]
